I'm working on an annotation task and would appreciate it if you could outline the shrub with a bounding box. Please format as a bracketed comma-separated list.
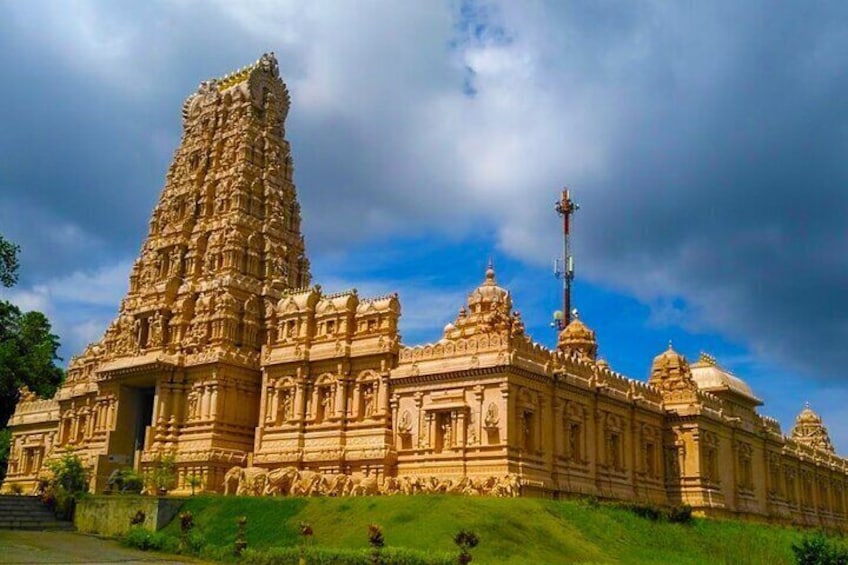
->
[147, 452, 177, 495]
[792, 532, 848, 565]
[667, 504, 693, 525]
[239, 546, 454, 565]
[179, 511, 194, 553]
[122, 528, 178, 553]
[369, 524, 385, 565]
[454, 530, 479, 564]
[629, 504, 664, 522]
[46, 451, 89, 494]
[235, 515, 248, 557]
[186, 473, 203, 495]
[119, 468, 145, 494]
[44, 451, 89, 519]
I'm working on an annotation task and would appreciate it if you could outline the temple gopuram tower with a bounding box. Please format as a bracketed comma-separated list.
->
[55, 53, 310, 492]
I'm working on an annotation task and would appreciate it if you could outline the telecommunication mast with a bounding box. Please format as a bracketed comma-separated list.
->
[552, 188, 579, 331]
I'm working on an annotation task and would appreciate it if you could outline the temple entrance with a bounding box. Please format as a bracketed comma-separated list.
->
[134, 387, 156, 453]
[107, 383, 158, 472]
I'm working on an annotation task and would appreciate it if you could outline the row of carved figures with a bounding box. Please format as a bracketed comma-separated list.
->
[222, 466, 522, 498]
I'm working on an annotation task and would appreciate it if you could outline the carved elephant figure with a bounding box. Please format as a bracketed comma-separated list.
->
[399, 476, 424, 495]
[237, 466, 269, 496]
[263, 466, 299, 496]
[290, 470, 323, 496]
[324, 473, 352, 497]
[348, 474, 380, 496]
[223, 466, 243, 495]
[493, 474, 521, 498]
[380, 477, 401, 495]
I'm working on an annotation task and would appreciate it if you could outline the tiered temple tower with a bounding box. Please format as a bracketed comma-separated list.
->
[50, 53, 310, 491]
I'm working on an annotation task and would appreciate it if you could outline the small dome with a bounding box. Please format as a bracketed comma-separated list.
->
[466, 261, 511, 310]
[648, 342, 696, 392]
[652, 342, 688, 371]
[557, 316, 597, 360]
[791, 403, 835, 454]
[443, 322, 456, 333]
[796, 405, 822, 425]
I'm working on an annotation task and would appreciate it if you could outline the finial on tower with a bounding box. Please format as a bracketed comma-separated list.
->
[486, 258, 495, 281]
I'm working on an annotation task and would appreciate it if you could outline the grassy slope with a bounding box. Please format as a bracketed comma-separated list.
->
[163, 495, 805, 564]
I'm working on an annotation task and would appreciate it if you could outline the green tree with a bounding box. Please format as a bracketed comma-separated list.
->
[0, 428, 10, 480]
[0, 235, 20, 288]
[0, 235, 64, 433]
[0, 303, 64, 427]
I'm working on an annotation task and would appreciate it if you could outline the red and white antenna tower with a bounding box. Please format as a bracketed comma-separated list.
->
[552, 188, 579, 331]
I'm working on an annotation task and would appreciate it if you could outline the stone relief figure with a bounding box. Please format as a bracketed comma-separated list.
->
[187, 390, 199, 420]
[362, 385, 375, 417]
[148, 313, 164, 347]
[484, 403, 499, 428]
[398, 410, 412, 433]
[317, 388, 332, 421]
[280, 390, 293, 421]
[169, 247, 182, 276]
[442, 418, 453, 448]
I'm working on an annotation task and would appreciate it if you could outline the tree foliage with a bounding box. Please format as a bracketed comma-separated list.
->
[0, 235, 20, 288]
[793, 532, 848, 565]
[0, 428, 10, 480]
[0, 234, 65, 429]
[0, 303, 64, 427]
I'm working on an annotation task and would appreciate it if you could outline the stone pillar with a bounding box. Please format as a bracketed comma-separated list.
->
[264, 385, 274, 424]
[310, 384, 320, 421]
[352, 384, 362, 420]
[293, 379, 305, 421]
[210, 385, 218, 420]
[457, 410, 466, 448]
[86, 409, 95, 438]
[271, 386, 281, 425]
[377, 375, 388, 416]
[473, 386, 484, 448]
[70, 415, 79, 444]
[414, 392, 424, 448]
[334, 379, 346, 419]
[201, 385, 211, 421]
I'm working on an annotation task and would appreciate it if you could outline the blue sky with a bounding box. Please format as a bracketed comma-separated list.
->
[1, 1, 847, 449]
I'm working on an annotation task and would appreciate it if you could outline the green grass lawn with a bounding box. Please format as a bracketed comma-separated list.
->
[157, 495, 819, 564]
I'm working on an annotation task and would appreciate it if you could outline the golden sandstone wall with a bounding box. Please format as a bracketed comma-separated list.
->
[3, 54, 847, 528]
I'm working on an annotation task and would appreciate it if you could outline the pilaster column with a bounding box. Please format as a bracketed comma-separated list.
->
[293, 379, 305, 421]
[201, 385, 211, 421]
[334, 379, 346, 419]
[457, 410, 466, 448]
[310, 384, 320, 421]
[271, 386, 281, 424]
[377, 375, 388, 416]
[414, 392, 424, 448]
[352, 384, 362, 420]
[210, 385, 219, 420]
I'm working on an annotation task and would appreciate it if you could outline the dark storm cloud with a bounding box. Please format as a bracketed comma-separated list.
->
[553, 2, 848, 380]
[1, 0, 847, 385]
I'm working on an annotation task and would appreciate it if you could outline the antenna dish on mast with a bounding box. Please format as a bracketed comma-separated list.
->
[552, 187, 578, 331]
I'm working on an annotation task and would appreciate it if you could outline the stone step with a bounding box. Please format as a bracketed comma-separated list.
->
[0, 495, 73, 531]
[0, 520, 75, 531]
